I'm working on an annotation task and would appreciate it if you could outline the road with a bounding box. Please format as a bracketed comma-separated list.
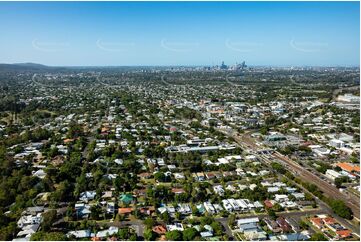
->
[216, 218, 234, 240]
[216, 207, 327, 225]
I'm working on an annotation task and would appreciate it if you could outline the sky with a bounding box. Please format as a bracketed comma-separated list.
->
[0, 1, 359, 67]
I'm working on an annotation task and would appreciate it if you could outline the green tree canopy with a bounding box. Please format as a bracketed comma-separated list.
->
[144, 228, 157, 241]
[182, 227, 199, 241]
[165, 230, 183, 241]
[30, 231, 68, 241]
[310, 233, 327, 241]
[330, 200, 353, 219]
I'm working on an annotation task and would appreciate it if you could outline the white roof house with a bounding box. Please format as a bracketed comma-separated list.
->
[16, 224, 40, 237]
[166, 223, 184, 231]
[204, 202, 216, 214]
[96, 226, 119, 238]
[329, 139, 345, 149]
[32, 169, 46, 179]
[292, 192, 305, 200]
[275, 194, 289, 202]
[325, 169, 342, 180]
[268, 187, 280, 193]
[237, 217, 259, 227]
[79, 191, 96, 202]
[222, 199, 233, 212]
[67, 230, 93, 238]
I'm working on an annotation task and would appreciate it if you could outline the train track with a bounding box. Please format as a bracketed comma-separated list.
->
[273, 152, 360, 219]
[219, 128, 360, 219]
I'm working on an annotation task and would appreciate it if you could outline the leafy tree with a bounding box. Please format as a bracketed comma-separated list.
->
[200, 216, 214, 225]
[334, 178, 343, 188]
[0, 222, 17, 241]
[271, 162, 285, 174]
[267, 209, 277, 220]
[182, 227, 198, 241]
[330, 200, 353, 219]
[299, 220, 309, 230]
[154, 172, 166, 182]
[129, 234, 137, 241]
[310, 233, 327, 241]
[30, 231, 68, 241]
[144, 218, 155, 229]
[161, 212, 171, 223]
[118, 228, 130, 240]
[315, 162, 331, 174]
[165, 230, 183, 241]
[51, 180, 73, 202]
[144, 228, 156, 241]
[41, 209, 57, 231]
[334, 176, 349, 188]
[48, 147, 59, 158]
[211, 221, 223, 236]
[67, 122, 84, 138]
[260, 126, 269, 135]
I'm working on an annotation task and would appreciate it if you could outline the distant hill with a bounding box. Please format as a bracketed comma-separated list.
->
[13, 63, 49, 68]
[0, 63, 65, 73]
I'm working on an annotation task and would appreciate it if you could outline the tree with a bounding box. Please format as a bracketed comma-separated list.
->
[0, 222, 17, 241]
[129, 234, 137, 241]
[154, 172, 166, 182]
[165, 230, 183, 241]
[182, 228, 198, 241]
[161, 212, 171, 223]
[200, 216, 214, 226]
[118, 228, 130, 240]
[315, 162, 331, 174]
[299, 220, 309, 230]
[144, 218, 155, 229]
[175, 211, 181, 220]
[211, 221, 223, 236]
[330, 200, 353, 219]
[260, 126, 269, 135]
[41, 209, 57, 231]
[271, 162, 285, 174]
[310, 232, 327, 241]
[48, 147, 59, 158]
[267, 209, 277, 220]
[30, 231, 68, 241]
[334, 176, 349, 188]
[144, 228, 156, 241]
[51, 180, 72, 202]
[228, 214, 236, 227]
[334, 178, 343, 188]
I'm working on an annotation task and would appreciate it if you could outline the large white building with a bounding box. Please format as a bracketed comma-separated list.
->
[337, 94, 360, 103]
[329, 139, 345, 149]
[325, 169, 342, 180]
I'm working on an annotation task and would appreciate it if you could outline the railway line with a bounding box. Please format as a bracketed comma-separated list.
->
[273, 152, 360, 219]
[218, 128, 360, 220]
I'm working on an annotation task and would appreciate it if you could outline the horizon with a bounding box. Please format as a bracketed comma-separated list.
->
[0, 1, 359, 66]
[2, 62, 360, 68]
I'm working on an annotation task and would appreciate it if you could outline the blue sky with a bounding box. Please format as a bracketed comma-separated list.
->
[0, 1, 359, 66]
